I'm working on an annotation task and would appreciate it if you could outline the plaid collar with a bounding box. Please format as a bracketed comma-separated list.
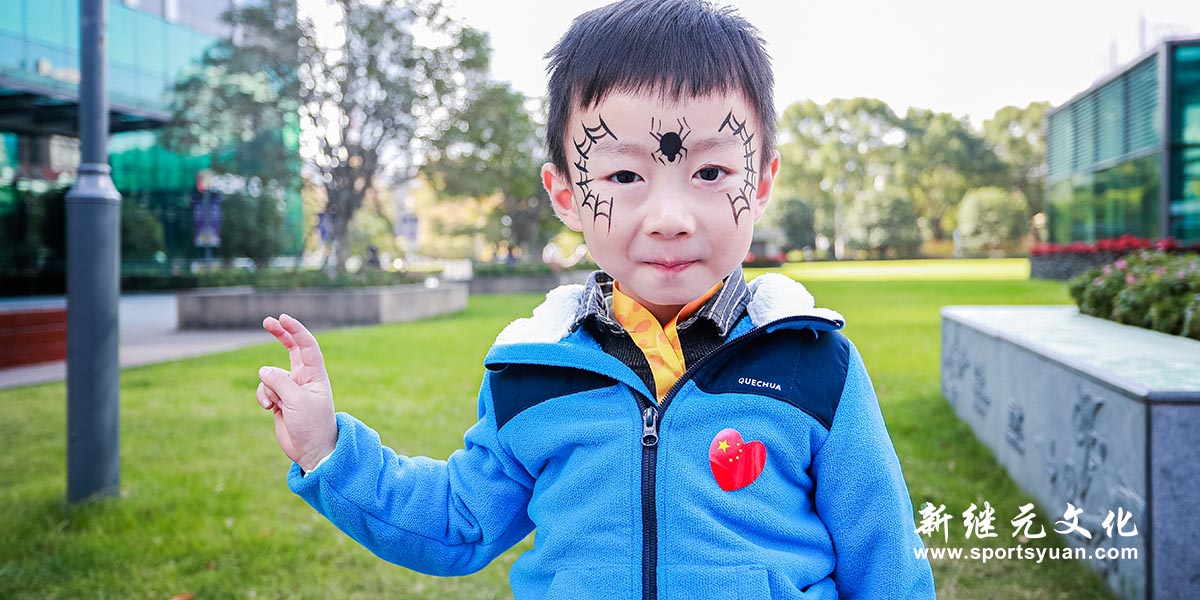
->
[570, 265, 750, 337]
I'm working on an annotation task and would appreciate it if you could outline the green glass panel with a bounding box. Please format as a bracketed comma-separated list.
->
[1171, 147, 1200, 243]
[1, 134, 16, 169]
[64, 0, 79, 50]
[1070, 174, 1096, 242]
[136, 72, 164, 105]
[109, 65, 139, 105]
[165, 23, 194, 78]
[24, 41, 77, 77]
[1073, 93, 1097, 172]
[1093, 156, 1160, 240]
[134, 8, 165, 77]
[1096, 80, 1124, 163]
[1174, 44, 1200, 146]
[1046, 109, 1072, 182]
[191, 29, 214, 63]
[25, 0, 66, 47]
[0, 34, 25, 70]
[0, 0, 24, 36]
[108, 3, 137, 68]
[1126, 56, 1160, 153]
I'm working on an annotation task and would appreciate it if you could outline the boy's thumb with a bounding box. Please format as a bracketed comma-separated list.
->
[258, 366, 299, 402]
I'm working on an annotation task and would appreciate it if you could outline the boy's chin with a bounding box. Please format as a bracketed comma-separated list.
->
[625, 276, 719, 307]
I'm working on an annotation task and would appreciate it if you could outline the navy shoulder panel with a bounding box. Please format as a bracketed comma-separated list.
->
[488, 364, 617, 430]
[692, 329, 851, 430]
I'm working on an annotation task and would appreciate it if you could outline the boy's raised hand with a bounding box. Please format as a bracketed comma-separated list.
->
[257, 314, 338, 472]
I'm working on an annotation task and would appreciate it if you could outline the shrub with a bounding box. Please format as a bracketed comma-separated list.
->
[957, 187, 1028, 253]
[1068, 250, 1200, 339]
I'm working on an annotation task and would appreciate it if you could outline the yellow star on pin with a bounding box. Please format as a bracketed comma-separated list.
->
[718, 440, 730, 453]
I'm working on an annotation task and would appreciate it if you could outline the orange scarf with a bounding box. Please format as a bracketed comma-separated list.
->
[612, 280, 723, 401]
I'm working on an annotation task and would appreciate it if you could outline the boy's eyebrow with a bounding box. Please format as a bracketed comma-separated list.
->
[588, 135, 743, 159]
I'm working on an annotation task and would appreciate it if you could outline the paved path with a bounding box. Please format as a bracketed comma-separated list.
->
[0, 294, 267, 390]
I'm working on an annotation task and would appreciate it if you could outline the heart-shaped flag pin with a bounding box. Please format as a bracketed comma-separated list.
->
[709, 428, 767, 491]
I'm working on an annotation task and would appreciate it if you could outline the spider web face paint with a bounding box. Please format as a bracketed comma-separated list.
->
[718, 111, 758, 226]
[572, 117, 619, 233]
[649, 117, 691, 165]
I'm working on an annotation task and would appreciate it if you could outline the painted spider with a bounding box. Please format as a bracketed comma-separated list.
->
[650, 117, 690, 164]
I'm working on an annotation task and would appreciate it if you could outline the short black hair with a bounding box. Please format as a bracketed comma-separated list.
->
[544, 0, 775, 177]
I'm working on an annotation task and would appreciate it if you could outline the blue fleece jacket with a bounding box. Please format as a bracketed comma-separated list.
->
[287, 273, 936, 599]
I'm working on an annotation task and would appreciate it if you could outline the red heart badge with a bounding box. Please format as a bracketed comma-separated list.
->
[709, 428, 767, 491]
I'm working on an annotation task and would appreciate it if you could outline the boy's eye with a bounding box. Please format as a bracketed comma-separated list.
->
[696, 166, 727, 182]
[609, 170, 642, 184]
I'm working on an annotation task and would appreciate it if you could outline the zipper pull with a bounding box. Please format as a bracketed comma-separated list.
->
[642, 406, 659, 447]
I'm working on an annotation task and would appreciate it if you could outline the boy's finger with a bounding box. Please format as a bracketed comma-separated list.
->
[256, 382, 273, 409]
[278, 314, 325, 373]
[256, 381, 283, 410]
[258, 366, 301, 407]
[263, 316, 303, 373]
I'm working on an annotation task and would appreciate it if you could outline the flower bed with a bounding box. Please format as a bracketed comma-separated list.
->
[1029, 235, 1198, 280]
[1067, 250, 1200, 341]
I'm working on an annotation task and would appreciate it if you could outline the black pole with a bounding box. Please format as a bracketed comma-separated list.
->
[66, 0, 122, 503]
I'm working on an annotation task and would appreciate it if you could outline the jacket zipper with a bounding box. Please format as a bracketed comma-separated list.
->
[637, 315, 832, 600]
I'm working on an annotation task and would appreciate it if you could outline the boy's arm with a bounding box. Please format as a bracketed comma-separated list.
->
[810, 340, 936, 599]
[287, 375, 535, 577]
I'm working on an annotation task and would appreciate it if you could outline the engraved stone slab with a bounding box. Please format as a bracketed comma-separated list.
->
[941, 305, 1200, 600]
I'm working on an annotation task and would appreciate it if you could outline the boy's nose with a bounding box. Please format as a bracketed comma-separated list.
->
[641, 192, 696, 239]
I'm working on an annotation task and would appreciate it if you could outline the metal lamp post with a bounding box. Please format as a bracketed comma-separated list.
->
[65, 0, 122, 503]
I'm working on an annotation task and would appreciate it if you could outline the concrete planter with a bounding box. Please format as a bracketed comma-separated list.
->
[178, 283, 468, 330]
[467, 270, 592, 295]
[940, 305, 1200, 600]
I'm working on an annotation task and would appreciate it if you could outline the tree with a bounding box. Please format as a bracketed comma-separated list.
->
[217, 193, 286, 269]
[957, 187, 1029, 253]
[422, 83, 558, 261]
[895, 108, 1006, 241]
[776, 98, 904, 258]
[775, 196, 816, 252]
[162, 0, 490, 272]
[983, 102, 1049, 227]
[843, 190, 921, 258]
[120, 196, 166, 262]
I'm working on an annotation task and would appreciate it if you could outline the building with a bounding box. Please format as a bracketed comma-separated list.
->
[1045, 37, 1200, 245]
[1, 0, 302, 293]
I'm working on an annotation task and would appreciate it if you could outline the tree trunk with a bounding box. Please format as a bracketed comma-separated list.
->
[324, 183, 365, 274]
[928, 216, 945, 241]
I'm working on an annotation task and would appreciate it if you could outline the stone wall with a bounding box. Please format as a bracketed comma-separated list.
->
[178, 283, 468, 330]
[467, 270, 591, 295]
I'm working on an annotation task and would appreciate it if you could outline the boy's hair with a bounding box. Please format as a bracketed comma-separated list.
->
[544, 0, 776, 178]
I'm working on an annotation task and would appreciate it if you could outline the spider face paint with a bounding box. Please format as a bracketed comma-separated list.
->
[649, 117, 691, 165]
[718, 111, 757, 226]
[573, 117, 619, 233]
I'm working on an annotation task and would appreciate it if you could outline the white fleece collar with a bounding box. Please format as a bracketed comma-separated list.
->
[493, 272, 844, 346]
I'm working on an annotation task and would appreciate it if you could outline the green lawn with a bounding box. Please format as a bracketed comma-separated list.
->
[0, 259, 1117, 599]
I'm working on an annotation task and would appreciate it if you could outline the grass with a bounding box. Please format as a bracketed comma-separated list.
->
[0, 258, 1117, 599]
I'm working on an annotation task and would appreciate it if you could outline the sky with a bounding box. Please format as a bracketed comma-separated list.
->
[443, 0, 1200, 127]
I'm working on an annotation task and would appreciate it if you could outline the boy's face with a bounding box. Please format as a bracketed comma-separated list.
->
[543, 89, 780, 322]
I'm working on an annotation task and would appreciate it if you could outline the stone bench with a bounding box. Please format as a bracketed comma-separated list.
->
[178, 282, 468, 330]
[940, 306, 1200, 600]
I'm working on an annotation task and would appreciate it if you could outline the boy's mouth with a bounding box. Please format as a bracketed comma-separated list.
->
[646, 260, 697, 272]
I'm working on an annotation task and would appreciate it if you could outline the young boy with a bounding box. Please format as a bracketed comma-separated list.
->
[255, 0, 937, 597]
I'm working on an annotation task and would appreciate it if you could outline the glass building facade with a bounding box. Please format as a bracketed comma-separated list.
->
[1045, 38, 1200, 244]
[1, 0, 302, 286]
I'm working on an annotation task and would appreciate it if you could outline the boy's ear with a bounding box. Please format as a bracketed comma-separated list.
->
[751, 150, 782, 222]
[542, 162, 583, 232]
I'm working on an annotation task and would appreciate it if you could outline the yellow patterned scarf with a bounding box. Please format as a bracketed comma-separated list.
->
[612, 280, 724, 401]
